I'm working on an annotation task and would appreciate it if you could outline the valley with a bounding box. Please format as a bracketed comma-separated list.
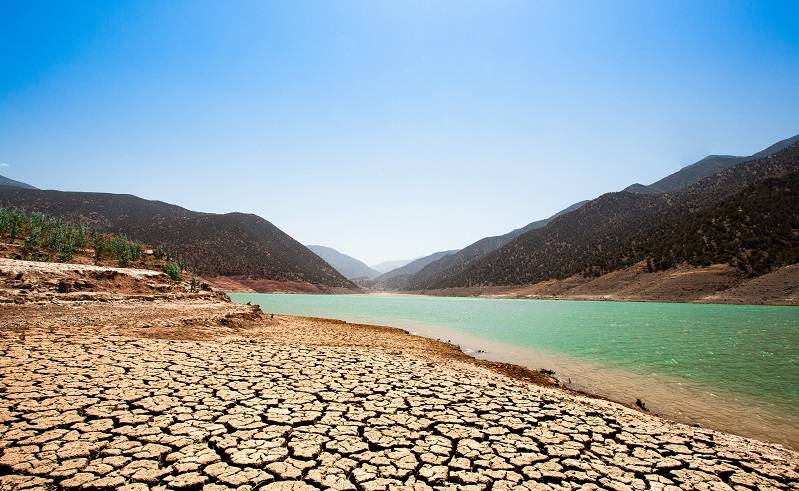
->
[4, 5, 799, 489]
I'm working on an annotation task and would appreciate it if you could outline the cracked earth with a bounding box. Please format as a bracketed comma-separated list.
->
[1, 261, 798, 490]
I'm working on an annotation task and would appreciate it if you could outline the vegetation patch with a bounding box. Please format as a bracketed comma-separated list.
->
[0, 208, 193, 280]
[162, 262, 182, 282]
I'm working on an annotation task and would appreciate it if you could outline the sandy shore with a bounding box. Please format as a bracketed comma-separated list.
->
[404, 263, 799, 306]
[1, 260, 798, 489]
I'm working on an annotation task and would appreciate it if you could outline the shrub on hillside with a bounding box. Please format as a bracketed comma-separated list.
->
[0, 207, 149, 266]
[1, 208, 92, 262]
[162, 261, 181, 282]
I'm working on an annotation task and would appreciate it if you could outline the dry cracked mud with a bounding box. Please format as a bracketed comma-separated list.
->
[1, 262, 798, 490]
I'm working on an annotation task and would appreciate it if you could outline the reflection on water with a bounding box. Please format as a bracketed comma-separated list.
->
[230, 293, 799, 448]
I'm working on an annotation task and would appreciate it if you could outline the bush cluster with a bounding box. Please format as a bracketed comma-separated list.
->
[93, 235, 142, 267]
[162, 262, 182, 282]
[0, 208, 89, 262]
[0, 207, 147, 267]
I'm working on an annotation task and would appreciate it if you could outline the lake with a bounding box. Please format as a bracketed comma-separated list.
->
[230, 292, 799, 448]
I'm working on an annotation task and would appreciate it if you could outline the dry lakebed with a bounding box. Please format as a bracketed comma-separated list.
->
[0, 259, 797, 490]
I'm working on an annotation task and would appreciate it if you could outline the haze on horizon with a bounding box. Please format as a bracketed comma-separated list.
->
[1, 0, 798, 265]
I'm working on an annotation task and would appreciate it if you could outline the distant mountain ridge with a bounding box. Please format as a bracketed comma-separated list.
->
[371, 258, 415, 274]
[0, 188, 354, 289]
[395, 133, 799, 291]
[307, 245, 380, 279]
[3, 132, 795, 298]
[376, 250, 458, 289]
[0, 174, 37, 190]
[397, 200, 590, 291]
[429, 140, 799, 289]
[624, 133, 799, 194]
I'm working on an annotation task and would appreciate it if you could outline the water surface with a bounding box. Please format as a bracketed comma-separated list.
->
[230, 293, 799, 447]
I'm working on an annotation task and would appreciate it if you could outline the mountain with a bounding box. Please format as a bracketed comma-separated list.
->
[625, 133, 799, 194]
[751, 133, 799, 158]
[376, 250, 458, 289]
[641, 169, 799, 275]
[0, 174, 37, 190]
[306, 245, 380, 279]
[371, 258, 415, 274]
[430, 141, 799, 289]
[403, 200, 590, 290]
[0, 188, 355, 290]
[621, 183, 660, 194]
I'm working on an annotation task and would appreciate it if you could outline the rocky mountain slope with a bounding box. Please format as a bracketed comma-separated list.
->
[0, 174, 37, 190]
[307, 244, 379, 279]
[376, 250, 457, 289]
[384, 134, 797, 293]
[416, 262, 799, 306]
[397, 201, 589, 291]
[431, 142, 799, 289]
[623, 133, 799, 194]
[0, 188, 355, 290]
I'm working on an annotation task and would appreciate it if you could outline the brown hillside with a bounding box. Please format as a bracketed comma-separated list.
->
[431, 143, 799, 289]
[0, 188, 355, 289]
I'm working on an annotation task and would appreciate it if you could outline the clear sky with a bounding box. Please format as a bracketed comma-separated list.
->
[1, 1, 798, 265]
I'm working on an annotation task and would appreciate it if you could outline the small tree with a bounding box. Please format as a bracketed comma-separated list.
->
[118, 248, 131, 267]
[58, 243, 75, 262]
[20, 229, 39, 260]
[162, 262, 181, 282]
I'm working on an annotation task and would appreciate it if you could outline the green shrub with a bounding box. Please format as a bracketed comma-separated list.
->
[0, 207, 149, 267]
[58, 242, 75, 262]
[0, 209, 23, 241]
[118, 248, 131, 267]
[162, 262, 181, 282]
[93, 234, 110, 262]
[20, 232, 39, 259]
[128, 243, 142, 261]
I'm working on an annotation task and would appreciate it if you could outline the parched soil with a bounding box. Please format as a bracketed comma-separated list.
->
[1, 259, 798, 490]
[413, 262, 799, 306]
[0, 258, 224, 304]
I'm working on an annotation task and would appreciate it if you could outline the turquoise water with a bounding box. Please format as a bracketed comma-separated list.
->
[230, 293, 799, 443]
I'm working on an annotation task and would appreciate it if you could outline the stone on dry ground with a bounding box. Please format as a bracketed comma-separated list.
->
[1, 300, 798, 490]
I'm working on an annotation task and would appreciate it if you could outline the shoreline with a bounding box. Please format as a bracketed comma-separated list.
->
[285, 315, 726, 434]
[2, 259, 798, 488]
[285, 315, 596, 399]
[220, 261, 799, 306]
[248, 311, 799, 451]
[220, 280, 799, 307]
[226, 287, 799, 307]
[406, 262, 799, 306]
[406, 290, 799, 307]
[230, 291, 799, 449]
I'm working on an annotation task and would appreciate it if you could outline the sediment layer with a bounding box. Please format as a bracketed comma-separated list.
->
[411, 262, 799, 306]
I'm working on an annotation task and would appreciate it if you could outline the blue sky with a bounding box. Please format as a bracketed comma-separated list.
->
[1, 1, 798, 265]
